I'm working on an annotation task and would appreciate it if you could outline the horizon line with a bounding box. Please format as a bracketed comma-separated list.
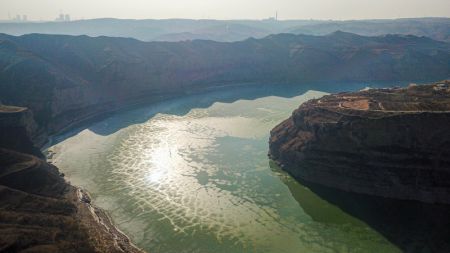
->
[0, 16, 449, 23]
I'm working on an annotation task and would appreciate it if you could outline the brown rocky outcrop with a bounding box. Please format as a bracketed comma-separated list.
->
[0, 106, 143, 253]
[269, 81, 450, 204]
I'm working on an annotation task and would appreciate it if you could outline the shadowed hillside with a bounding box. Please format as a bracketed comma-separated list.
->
[0, 31, 449, 143]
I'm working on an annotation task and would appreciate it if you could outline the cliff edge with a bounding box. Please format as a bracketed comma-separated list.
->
[269, 81, 450, 204]
[0, 105, 143, 253]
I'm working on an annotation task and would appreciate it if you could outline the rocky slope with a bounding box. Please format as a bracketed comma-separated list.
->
[0, 105, 143, 253]
[269, 81, 450, 204]
[0, 32, 449, 144]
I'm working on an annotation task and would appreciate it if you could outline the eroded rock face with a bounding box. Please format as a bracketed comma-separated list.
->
[0, 105, 46, 157]
[269, 81, 450, 204]
[0, 148, 144, 252]
[0, 107, 143, 252]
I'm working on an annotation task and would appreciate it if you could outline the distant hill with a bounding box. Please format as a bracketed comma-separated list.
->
[289, 18, 450, 42]
[0, 18, 296, 42]
[0, 18, 448, 42]
[0, 31, 449, 134]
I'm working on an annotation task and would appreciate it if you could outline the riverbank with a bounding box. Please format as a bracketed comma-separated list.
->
[45, 87, 403, 252]
[269, 80, 450, 204]
[1, 80, 443, 252]
[0, 105, 144, 252]
[73, 188, 144, 253]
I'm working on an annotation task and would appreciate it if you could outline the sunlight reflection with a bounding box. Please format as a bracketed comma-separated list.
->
[49, 90, 399, 253]
[147, 145, 173, 184]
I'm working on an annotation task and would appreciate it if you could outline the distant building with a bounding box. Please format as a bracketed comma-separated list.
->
[263, 12, 278, 22]
[10, 13, 28, 22]
[55, 14, 64, 21]
[55, 13, 71, 22]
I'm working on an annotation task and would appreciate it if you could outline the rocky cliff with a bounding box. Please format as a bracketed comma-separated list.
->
[0, 105, 47, 155]
[269, 81, 450, 204]
[0, 106, 143, 253]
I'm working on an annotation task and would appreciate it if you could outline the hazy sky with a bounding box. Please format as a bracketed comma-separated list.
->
[1, 0, 449, 21]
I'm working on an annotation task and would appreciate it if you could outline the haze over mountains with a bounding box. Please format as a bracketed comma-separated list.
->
[0, 17, 448, 42]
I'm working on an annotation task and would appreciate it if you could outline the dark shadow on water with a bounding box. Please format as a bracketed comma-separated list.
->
[86, 82, 368, 136]
[49, 81, 403, 146]
[270, 161, 450, 253]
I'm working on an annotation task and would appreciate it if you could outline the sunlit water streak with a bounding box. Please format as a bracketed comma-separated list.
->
[48, 88, 400, 253]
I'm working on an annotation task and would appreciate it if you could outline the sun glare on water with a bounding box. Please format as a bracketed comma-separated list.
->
[49, 91, 399, 253]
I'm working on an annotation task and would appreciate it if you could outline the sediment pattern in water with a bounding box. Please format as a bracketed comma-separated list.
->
[49, 89, 400, 253]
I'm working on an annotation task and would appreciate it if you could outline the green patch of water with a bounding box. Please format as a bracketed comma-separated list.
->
[48, 87, 400, 253]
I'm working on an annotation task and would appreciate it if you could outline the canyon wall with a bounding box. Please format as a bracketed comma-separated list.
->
[269, 81, 450, 204]
[0, 105, 143, 252]
[1, 32, 449, 144]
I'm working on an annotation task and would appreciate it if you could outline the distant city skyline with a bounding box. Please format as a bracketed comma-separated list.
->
[1, 0, 449, 21]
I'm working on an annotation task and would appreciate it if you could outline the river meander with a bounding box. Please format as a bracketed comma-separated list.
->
[47, 84, 401, 253]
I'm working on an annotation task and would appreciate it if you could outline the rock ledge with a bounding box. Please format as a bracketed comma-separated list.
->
[269, 81, 450, 204]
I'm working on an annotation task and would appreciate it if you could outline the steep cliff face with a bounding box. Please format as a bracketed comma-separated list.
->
[269, 81, 450, 204]
[0, 105, 46, 156]
[0, 106, 143, 252]
[0, 148, 143, 252]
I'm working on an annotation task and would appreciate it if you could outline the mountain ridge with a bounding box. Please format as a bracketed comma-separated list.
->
[0, 17, 448, 42]
[0, 31, 449, 146]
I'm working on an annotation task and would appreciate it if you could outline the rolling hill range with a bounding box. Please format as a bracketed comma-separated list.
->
[289, 18, 450, 42]
[0, 18, 448, 42]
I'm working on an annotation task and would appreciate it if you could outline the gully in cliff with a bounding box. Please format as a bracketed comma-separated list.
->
[269, 80, 450, 204]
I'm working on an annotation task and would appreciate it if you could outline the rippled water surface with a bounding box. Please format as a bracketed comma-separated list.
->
[48, 85, 400, 253]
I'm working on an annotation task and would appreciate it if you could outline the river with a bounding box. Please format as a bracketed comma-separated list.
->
[47, 83, 401, 253]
